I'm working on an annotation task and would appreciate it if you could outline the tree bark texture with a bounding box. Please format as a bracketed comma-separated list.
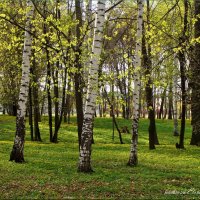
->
[75, 0, 84, 147]
[78, 0, 105, 173]
[10, 0, 34, 162]
[128, 0, 144, 166]
[142, 32, 156, 150]
[190, 0, 200, 146]
[142, 0, 159, 149]
[176, 0, 188, 149]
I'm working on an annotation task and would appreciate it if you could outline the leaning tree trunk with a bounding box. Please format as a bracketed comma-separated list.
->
[190, 0, 200, 146]
[10, 0, 34, 162]
[127, 0, 144, 167]
[78, 0, 105, 173]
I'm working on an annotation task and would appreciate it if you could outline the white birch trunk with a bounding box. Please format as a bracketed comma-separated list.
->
[83, 0, 93, 112]
[78, 0, 105, 172]
[128, 0, 144, 166]
[10, 0, 34, 162]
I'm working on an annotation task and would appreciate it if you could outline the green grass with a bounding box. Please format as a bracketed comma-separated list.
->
[0, 115, 200, 199]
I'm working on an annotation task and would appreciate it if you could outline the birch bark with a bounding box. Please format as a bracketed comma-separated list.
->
[78, 0, 105, 172]
[10, 0, 34, 162]
[127, 0, 144, 166]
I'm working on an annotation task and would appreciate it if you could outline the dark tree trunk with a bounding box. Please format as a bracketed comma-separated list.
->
[168, 83, 173, 119]
[52, 61, 59, 143]
[190, 0, 200, 146]
[33, 83, 41, 142]
[177, 51, 186, 149]
[142, 1, 159, 149]
[74, 69, 84, 146]
[176, 0, 188, 149]
[64, 77, 71, 123]
[13, 104, 17, 116]
[46, 57, 53, 142]
[142, 36, 156, 149]
[53, 62, 68, 141]
[66, 78, 71, 124]
[43, 1, 53, 142]
[75, 0, 84, 147]
[159, 88, 166, 119]
[99, 104, 103, 117]
[116, 88, 119, 117]
[46, 54, 53, 142]
[29, 84, 34, 141]
[52, 2, 62, 142]
[32, 44, 42, 142]
[40, 83, 46, 117]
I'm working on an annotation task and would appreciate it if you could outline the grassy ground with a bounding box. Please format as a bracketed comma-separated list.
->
[0, 115, 199, 199]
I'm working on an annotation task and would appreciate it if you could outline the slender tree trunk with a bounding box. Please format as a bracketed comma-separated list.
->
[173, 66, 179, 136]
[52, 61, 59, 143]
[43, 1, 53, 142]
[128, 0, 144, 166]
[46, 38, 53, 142]
[168, 82, 173, 119]
[176, 0, 188, 149]
[29, 83, 34, 141]
[32, 67, 41, 141]
[40, 82, 46, 117]
[159, 88, 166, 119]
[104, 88, 123, 144]
[177, 52, 186, 148]
[10, 0, 34, 162]
[142, 33, 156, 150]
[67, 78, 71, 124]
[74, 0, 84, 147]
[143, 0, 159, 149]
[78, 0, 105, 173]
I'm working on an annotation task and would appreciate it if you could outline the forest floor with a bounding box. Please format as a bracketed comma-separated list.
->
[0, 115, 199, 199]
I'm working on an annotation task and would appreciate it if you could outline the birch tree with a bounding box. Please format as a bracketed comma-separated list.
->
[78, 0, 106, 173]
[10, 0, 34, 162]
[127, 0, 144, 166]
